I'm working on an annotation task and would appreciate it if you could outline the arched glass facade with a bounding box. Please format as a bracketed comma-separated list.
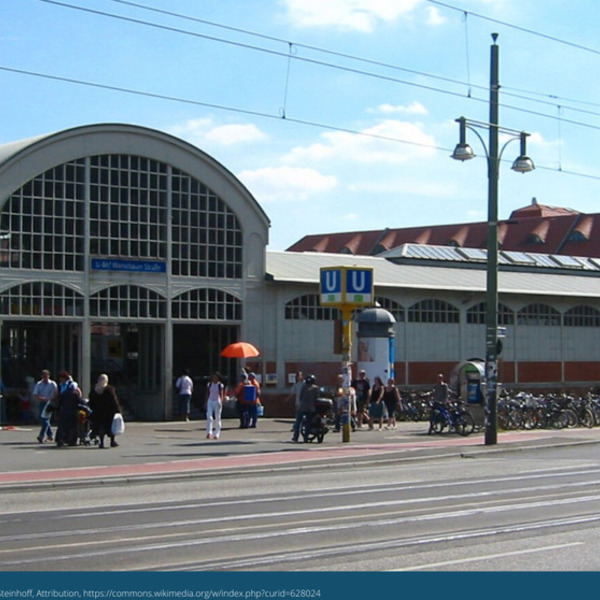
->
[0, 125, 269, 421]
[1, 155, 243, 278]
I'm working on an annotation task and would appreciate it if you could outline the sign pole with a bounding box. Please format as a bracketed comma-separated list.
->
[341, 306, 352, 443]
[320, 266, 374, 444]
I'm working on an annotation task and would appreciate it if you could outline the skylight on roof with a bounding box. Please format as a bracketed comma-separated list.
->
[550, 255, 585, 269]
[457, 247, 487, 261]
[502, 251, 536, 265]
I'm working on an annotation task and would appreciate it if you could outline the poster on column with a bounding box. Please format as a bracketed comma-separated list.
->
[357, 336, 392, 383]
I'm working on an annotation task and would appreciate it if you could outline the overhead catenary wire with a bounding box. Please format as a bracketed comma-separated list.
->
[6, 0, 600, 184]
[0, 65, 450, 153]
[2, 64, 600, 183]
[36, 0, 600, 126]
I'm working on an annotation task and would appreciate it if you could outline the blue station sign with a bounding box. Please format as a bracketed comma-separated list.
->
[91, 258, 166, 273]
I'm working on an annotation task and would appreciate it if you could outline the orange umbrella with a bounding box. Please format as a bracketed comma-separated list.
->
[220, 341, 261, 359]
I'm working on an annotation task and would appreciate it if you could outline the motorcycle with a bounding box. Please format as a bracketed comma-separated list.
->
[301, 396, 333, 443]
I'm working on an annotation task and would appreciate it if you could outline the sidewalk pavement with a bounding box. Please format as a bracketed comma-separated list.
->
[1, 417, 599, 488]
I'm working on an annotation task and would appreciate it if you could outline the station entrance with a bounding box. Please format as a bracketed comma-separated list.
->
[1, 320, 242, 423]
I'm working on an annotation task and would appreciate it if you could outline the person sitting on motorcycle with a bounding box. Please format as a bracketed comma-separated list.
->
[291, 374, 319, 443]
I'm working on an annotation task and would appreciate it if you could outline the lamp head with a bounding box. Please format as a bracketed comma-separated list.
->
[451, 142, 475, 161]
[512, 132, 534, 173]
[511, 155, 535, 173]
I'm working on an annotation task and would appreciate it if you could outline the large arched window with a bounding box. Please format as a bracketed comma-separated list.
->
[408, 299, 459, 323]
[90, 286, 166, 319]
[0, 154, 244, 281]
[0, 282, 84, 317]
[564, 305, 600, 327]
[285, 294, 340, 320]
[517, 303, 560, 326]
[172, 289, 242, 321]
[466, 302, 515, 325]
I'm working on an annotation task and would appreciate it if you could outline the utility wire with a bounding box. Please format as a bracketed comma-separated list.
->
[13, 0, 600, 182]
[103, 0, 600, 121]
[0, 65, 449, 153]
[36, 0, 600, 129]
[428, 0, 600, 57]
[4, 64, 600, 182]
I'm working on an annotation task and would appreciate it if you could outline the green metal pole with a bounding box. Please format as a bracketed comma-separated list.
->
[485, 34, 500, 445]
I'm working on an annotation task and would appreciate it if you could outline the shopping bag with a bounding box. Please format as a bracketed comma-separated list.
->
[111, 412, 125, 436]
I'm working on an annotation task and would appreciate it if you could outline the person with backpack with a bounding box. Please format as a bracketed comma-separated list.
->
[205, 372, 225, 440]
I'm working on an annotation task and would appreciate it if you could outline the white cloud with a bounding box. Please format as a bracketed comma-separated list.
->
[283, 119, 437, 165]
[425, 6, 445, 26]
[238, 166, 338, 203]
[371, 101, 429, 115]
[281, 0, 423, 32]
[169, 118, 267, 147]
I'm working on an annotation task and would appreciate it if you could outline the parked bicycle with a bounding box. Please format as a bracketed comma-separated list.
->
[428, 400, 475, 436]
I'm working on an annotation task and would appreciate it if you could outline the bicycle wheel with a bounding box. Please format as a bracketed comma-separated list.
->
[508, 408, 523, 430]
[581, 408, 595, 429]
[498, 413, 509, 431]
[563, 408, 578, 428]
[429, 411, 447, 434]
[454, 412, 475, 436]
[549, 411, 568, 429]
[521, 408, 536, 430]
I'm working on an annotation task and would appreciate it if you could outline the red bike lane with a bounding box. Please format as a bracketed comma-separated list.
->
[0, 430, 555, 486]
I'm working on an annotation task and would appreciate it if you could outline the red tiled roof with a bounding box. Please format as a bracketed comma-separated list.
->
[286, 202, 600, 259]
[509, 200, 579, 219]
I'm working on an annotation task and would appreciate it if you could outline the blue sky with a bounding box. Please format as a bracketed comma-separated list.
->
[2, 0, 600, 250]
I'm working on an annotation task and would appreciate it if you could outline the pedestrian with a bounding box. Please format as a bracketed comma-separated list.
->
[286, 371, 305, 432]
[382, 378, 401, 430]
[175, 369, 193, 421]
[54, 370, 82, 447]
[433, 373, 449, 404]
[88, 373, 122, 449]
[33, 369, 58, 443]
[348, 383, 357, 432]
[234, 373, 250, 428]
[368, 376, 385, 430]
[286, 371, 305, 412]
[352, 369, 371, 429]
[291, 374, 319, 442]
[205, 372, 225, 440]
[247, 372, 261, 428]
[333, 374, 344, 432]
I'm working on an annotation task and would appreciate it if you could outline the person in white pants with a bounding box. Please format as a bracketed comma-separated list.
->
[205, 372, 225, 440]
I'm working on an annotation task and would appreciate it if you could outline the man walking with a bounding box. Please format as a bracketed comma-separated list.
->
[33, 369, 58, 443]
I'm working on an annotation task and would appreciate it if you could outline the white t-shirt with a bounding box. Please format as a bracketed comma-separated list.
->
[207, 381, 224, 402]
[176, 375, 193, 395]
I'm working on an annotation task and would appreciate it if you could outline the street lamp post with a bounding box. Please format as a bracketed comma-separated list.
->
[452, 33, 534, 446]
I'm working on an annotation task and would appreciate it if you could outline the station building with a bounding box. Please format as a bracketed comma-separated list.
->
[1, 123, 599, 421]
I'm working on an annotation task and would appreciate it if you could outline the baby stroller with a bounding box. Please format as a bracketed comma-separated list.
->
[77, 400, 93, 446]
[301, 397, 333, 443]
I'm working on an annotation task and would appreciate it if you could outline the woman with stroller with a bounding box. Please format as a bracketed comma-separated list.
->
[89, 373, 122, 448]
[54, 370, 82, 447]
